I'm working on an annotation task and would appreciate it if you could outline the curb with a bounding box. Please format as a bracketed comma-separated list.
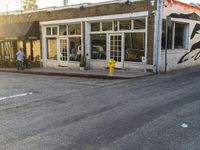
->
[0, 69, 137, 80]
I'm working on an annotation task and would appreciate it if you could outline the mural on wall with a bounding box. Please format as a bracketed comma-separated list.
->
[168, 13, 200, 64]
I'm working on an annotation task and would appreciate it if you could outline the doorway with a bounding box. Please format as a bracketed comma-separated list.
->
[108, 34, 123, 68]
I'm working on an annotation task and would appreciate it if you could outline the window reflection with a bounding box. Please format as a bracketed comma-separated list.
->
[102, 22, 112, 31]
[47, 38, 57, 60]
[120, 20, 131, 30]
[174, 23, 185, 49]
[125, 33, 145, 62]
[68, 24, 81, 35]
[91, 34, 106, 60]
[52, 27, 58, 35]
[91, 23, 100, 32]
[59, 25, 67, 35]
[69, 37, 81, 61]
[46, 27, 51, 35]
[134, 19, 145, 29]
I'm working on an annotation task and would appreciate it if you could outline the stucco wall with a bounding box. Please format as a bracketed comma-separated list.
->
[162, 0, 200, 71]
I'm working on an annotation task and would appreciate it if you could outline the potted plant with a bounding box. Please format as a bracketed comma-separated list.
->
[80, 56, 86, 70]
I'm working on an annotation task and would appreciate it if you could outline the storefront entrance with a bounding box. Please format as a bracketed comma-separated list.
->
[108, 34, 123, 68]
[0, 21, 41, 68]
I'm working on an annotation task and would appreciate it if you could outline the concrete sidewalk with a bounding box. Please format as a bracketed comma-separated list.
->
[0, 67, 153, 79]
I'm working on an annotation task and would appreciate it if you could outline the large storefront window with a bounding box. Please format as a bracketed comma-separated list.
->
[45, 23, 82, 63]
[47, 38, 57, 60]
[91, 34, 106, 60]
[125, 33, 145, 62]
[161, 21, 188, 50]
[69, 37, 81, 61]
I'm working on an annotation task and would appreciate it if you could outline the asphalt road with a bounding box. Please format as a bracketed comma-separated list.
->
[0, 67, 200, 150]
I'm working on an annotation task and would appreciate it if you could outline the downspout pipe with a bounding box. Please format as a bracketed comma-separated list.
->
[155, 0, 163, 73]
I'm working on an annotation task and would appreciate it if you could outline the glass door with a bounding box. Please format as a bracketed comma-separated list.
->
[109, 34, 123, 68]
[59, 38, 68, 66]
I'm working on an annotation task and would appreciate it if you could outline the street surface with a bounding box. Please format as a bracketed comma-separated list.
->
[0, 67, 200, 150]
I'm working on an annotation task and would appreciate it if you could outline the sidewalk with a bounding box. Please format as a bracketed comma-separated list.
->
[0, 67, 154, 79]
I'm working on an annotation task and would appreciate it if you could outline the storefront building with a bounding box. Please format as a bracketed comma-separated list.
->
[37, 0, 156, 70]
[40, 12, 149, 69]
[0, 0, 199, 72]
[0, 0, 156, 70]
[0, 21, 41, 68]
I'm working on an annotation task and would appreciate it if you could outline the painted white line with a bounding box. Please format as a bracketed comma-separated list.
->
[181, 123, 188, 128]
[0, 92, 33, 101]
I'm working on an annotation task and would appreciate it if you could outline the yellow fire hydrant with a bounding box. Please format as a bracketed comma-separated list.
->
[108, 59, 116, 76]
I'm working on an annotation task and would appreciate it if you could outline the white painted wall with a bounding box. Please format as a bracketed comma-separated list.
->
[161, 1, 200, 71]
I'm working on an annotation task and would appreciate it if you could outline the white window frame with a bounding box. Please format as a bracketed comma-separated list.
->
[41, 11, 149, 66]
[173, 22, 189, 50]
[88, 17, 147, 64]
[167, 19, 189, 50]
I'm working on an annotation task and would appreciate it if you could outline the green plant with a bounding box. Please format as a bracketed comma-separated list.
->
[80, 56, 86, 67]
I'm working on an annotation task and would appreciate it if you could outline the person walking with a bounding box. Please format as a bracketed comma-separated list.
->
[16, 48, 25, 70]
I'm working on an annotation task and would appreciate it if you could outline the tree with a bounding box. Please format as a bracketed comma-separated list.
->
[22, 0, 38, 11]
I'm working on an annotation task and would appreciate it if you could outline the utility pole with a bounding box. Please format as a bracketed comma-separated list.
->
[155, 0, 163, 74]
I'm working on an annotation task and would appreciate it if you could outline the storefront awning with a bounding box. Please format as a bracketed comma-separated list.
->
[0, 21, 40, 40]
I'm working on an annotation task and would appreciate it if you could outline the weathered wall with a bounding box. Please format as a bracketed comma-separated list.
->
[161, 0, 200, 71]
[0, 0, 156, 65]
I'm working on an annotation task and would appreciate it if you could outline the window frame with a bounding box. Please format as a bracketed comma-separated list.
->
[88, 17, 147, 62]
[161, 20, 189, 50]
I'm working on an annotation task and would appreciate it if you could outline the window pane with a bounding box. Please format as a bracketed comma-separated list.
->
[91, 23, 100, 32]
[1, 41, 15, 67]
[68, 24, 81, 35]
[46, 27, 51, 35]
[47, 38, 57, 60]
[174, 23, 185, 49]
[91, 34, 106, 60]
[161, 20, 166, 49]
[102, 22, 112, 31]
[69, 37, 81, 61]
[59, 25, 67, 35]
[119, 20, 131, 30]
[134, 19, 145, 29]
[26, 41, 31, 59]
[32, 40, 41, 66]
[161, 20, 173, 49]
[124, 33, 145, 62]
[114, 21, 118, 31]
[76, 24, 81, 35]
[52, 27, 58, 35]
